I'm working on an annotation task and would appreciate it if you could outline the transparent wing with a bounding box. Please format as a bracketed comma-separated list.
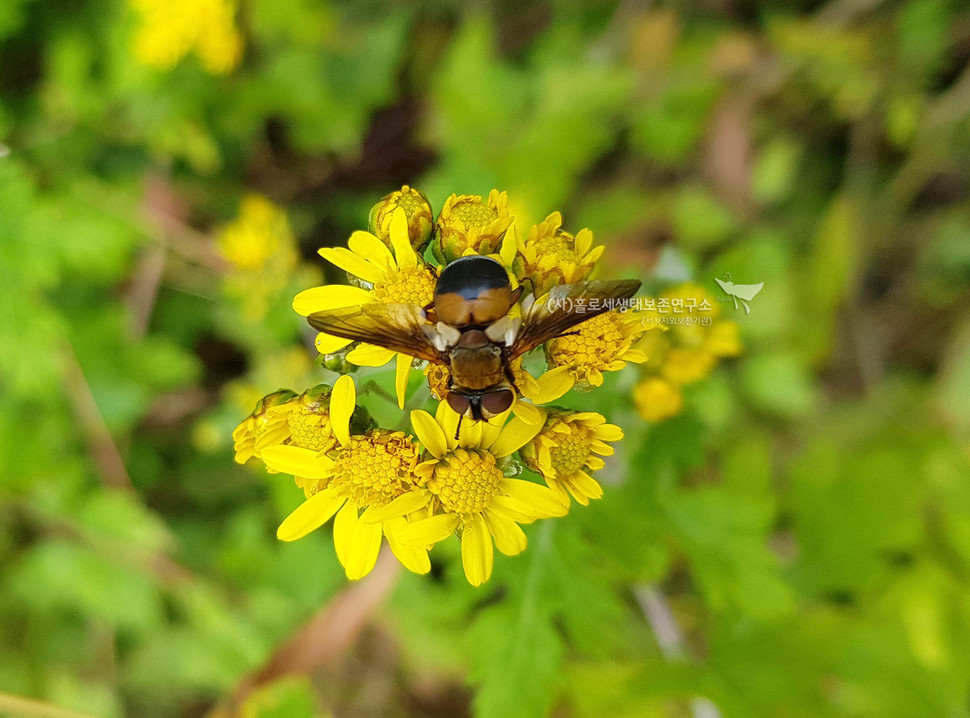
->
[511, 279, 641, 357]
[307, 303, 443, 363]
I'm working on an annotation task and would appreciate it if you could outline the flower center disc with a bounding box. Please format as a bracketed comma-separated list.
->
[331, 431, 420, 507]
[428, 449, 503, 515]
[451, 202, 496, 229]
[373, 267, 436, 305]
[549, 430, 592, 476]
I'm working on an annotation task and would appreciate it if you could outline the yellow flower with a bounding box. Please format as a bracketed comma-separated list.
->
[260, 376, 431, 579]
[232, 390, 298, 464]
[369, 186, 434, 253]
[509, 212, 605, 296]
[293, 208, 438, 408]
[520, 410, 623, 506]
[545, 310, 650, 390]
[367, 403, 567, 586]
[633, 377, 684, 423]
[130, 0, 243, 74]
[637, 283, 742, 387]
[218, 196, 295, 272]
[218, 195, 299, 320]
[433, 190, 513, 263]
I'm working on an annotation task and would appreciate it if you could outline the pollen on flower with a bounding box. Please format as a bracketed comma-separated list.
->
[549, 429, 594, 476]
[330, 430, 421, 507]
[452, 201, 498, 228]
[547, 311, 644, 386]
[428, 449, 504, 514]
[286, 406, 335, 452]
[425, 363, 450, 400]
[371, 267, 437, 306]
[434, 190, 513, 262]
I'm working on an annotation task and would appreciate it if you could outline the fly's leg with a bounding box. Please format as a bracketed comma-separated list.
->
[503, 363, 522, 396]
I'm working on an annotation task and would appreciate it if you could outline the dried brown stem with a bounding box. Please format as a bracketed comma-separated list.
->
[61, 341, 132, 490]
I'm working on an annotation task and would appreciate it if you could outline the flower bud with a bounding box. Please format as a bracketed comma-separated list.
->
[512, 212, 604, 297]
[369, 185, 434, 253]
[432, 190, 513, 263]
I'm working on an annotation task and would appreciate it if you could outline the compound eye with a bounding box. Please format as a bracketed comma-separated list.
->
[447, 392, 472, 417]
[480, 389, 514, 418]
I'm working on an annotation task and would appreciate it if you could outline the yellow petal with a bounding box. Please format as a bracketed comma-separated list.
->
[574, 227, 594, 256]
[333, 502, 382, 580]
[435, 401, 461, 451]
[395, 352, 412, 409]
[489, 415, 544, 458]
[384, 517, 431, 575]
[261, 445, 334, 479]
[512, 400, 545, 426]
[460, 513, 493, 586]
[318, 247, 384, 284]
[330, 374, 355, 447]
[315, 333, 354, 353]
[484, 508, 527, 557]
[361, 489, 432, 523]
[388, 208, 417, 270]
[489, 495, 538, 523]
[457, 416, 485, 449]
[254, 425, 290, 453]
[348, 230, 393, 269]
[584, 244, 605, 265]
[500, 225, 519, 266]
[499, 478, 568, 518]
[480, 409, 511, 451]
[277, 488, 345, 541]
[346, 343, 395, 367]
[590, 439, 615, 456]
[397, 513, 460, 547]
[595, 424, 624, 442]
[529, 366, 575, 404]
[623, 349, 648, 363]
[292, 285, 372, 316]
[411, 409, 447, 459]
[566, 469, 603, 503]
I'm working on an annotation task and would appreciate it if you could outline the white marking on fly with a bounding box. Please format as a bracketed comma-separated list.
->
[484, 315, 519, 346]
[435, 321, 462, 349]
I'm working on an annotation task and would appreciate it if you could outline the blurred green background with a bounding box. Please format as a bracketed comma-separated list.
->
[2, 0, 970, 716]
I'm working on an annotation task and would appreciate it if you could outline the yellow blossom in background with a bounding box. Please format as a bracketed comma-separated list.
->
[130, 0, 243, 74]
[218, 195, 299, 320]
[433, 190, 513, 263]
[520, 410, 623, 506]
[293, 208, 438, 408]
[369, 403, 568, 586]
[632, 377, 683, 423]
[633, 282, 742, 422]
[509, 212, 605, 296]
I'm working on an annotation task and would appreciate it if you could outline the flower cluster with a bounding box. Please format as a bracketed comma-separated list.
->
[234, 187, 648, 585]
[633, 283, 741, 422]
[217, 195, 299, 320]
[129, 0, 243, 75]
